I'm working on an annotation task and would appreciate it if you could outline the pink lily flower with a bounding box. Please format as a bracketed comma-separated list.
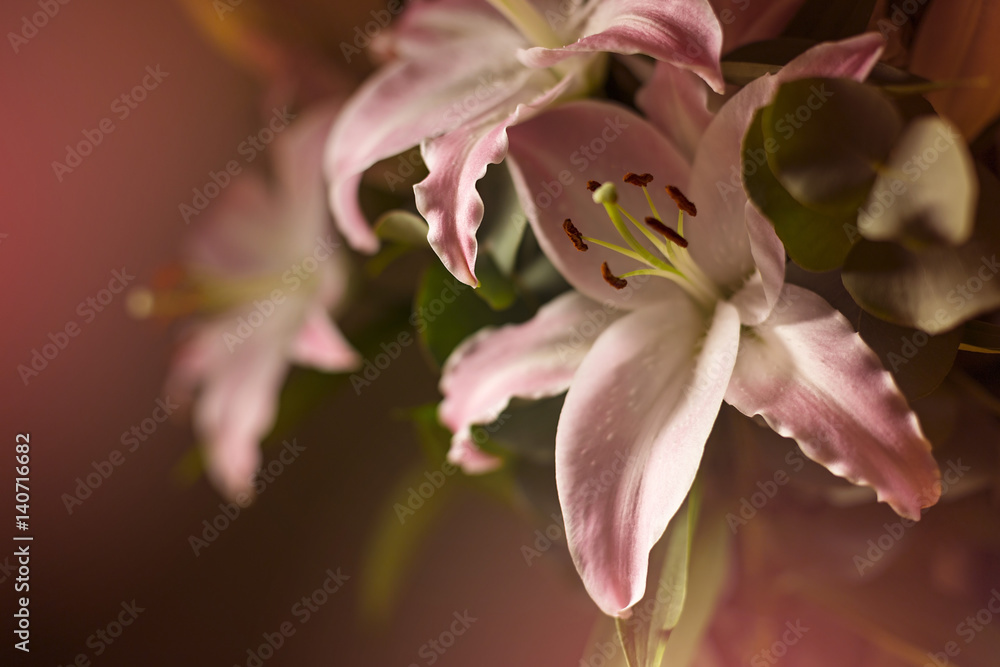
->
[440, 34, 942, 617]
[131, 103, 360, 501]
[323, 0, 726, 288]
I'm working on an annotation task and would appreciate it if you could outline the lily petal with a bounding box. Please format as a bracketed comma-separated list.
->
[725, 284, 941, 521]
[521, 0, 725, 93]
[323, 4, 529, 254]
[635, 62, 714, 164]
[194, 342, 289, 501]
[507, 100, 691, 309]
[439, 291, 621, 473]
[686, 32, 885, 295]
[709, 0, 805, 52]
[290, 305, 360, 371]
[728, 201, 786, 325]
[414, 70, 570, 286]
[556, 294, 741, 616]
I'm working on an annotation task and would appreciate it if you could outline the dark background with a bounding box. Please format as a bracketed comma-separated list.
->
[0, 1, 597, 664]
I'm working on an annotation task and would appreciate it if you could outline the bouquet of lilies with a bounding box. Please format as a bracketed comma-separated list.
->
[141, 0, 1000, 664]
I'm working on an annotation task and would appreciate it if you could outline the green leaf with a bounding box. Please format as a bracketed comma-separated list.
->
[360, 463, 455, 623]
[743, 108, 857, 271]
[415, 259, 531, 367]
[843, 166, 1000, 334]
[762, 78, 903, 214]
[580, 617, 630, 667]
[484, 395, 564, 464]
[616, 486, 701, 667]
[407, 403, 453, 464]
[173, 303, 414, 484]
[477, 162, 529, 277]
[857, 116, 977, 248]
[858, 313, 962, 400]
[374, 210, 430, 246]
[783, 0, 878, 42]
[653, 506, 731, 667]
[472, 251, 519, 311]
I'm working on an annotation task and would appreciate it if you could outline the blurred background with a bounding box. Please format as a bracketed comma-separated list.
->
[0, 1, 598, 664]
[5, 1, 1000, 666]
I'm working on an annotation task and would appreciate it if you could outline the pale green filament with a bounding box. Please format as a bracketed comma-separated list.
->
[588, 181, 722, 307]
[642, 186, 662, 222]
[485, 0, 564, 49]
[593, 184, 670, 270]
[616, 205, 674, 261]
[579, 236, 652, 266]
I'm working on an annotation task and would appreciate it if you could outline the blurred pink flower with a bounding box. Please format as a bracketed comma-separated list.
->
[324, 0, 726, 288]
[442, 34, 942, 617]
[132, 102, 360, 500]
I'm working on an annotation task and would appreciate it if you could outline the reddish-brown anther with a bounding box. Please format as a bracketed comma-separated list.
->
[623, 172, 654, 187]
[563, 219, 589, 252]
[644, 217, 689, 248]
[600, 262, 628, 290]
[666, 185, 697, 217]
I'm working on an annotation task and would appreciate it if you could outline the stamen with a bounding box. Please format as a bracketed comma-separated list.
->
[644, 217, 689, 248]
[666, 186, 697, 217]
[600, 262, 628, 290]
[623, 172, 654, 187]
[586, 180, 602, 193]
[563, 219, 588, 252]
